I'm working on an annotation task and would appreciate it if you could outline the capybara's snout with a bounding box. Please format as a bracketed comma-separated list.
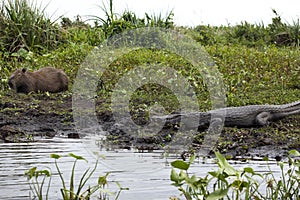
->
[8, 79, 13, 89]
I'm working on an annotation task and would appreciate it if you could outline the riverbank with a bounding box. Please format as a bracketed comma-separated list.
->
[1, 92, 299, 159]
[0, 0, 300, 160]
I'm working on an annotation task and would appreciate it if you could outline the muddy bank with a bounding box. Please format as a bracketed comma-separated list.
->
[0, 92, 299, 159]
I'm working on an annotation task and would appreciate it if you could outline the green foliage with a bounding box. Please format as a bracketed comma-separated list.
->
[170, 150, 300, 200]
[0, 0, 299, 168]
[90, 0, 174, 38]
[61, 16, 106, 46]
[0, 0, 63, 54]
[25, 167, 51, 200]
[190, 9, 300, 47]
[145, 11, 174, 28]
[227, 22, 270, 47]
[25, 153, 127, 200]
[206, 44, 300, 106]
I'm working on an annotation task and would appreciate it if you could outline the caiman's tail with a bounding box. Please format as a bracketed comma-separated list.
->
[272, 100, 300, 120]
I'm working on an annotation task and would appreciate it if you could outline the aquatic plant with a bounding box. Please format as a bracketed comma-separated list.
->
[25, 153, 127, 200]
[170, 150, 300, 200]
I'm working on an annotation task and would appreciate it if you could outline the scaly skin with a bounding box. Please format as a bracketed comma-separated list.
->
[212, 100, 300, 127]
[153, 101, 300, 128]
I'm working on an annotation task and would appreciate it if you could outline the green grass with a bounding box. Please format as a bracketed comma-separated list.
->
[0, 1, 298, 199]
[0, 0, 299, 155]
[0, 0, 63, 54]
[206, 44, 300, 106]
[0, 0, 299, 107]
[2, 43, 299, 107]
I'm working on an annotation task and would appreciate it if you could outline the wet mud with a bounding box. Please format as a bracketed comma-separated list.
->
[1, 93, 299, 160]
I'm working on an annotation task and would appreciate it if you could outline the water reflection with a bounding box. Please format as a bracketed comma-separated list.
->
[0, 137, 281, 200]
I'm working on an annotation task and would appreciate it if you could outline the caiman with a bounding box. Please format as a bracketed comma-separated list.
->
[154, 101, 300, 128]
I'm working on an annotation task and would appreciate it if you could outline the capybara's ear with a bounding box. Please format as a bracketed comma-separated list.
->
[22, 68, 27, 73]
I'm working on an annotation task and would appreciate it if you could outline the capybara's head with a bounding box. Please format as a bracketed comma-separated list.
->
[8, 68, 29, 93]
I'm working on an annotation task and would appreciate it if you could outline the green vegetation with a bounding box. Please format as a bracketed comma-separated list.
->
[0, 0, 299, 141]
[0, 0, 63, 54]
[170, 150, 300, 200]
[25, 153, 127, 200]
[0, 0, 299, 151]
[0, 0, 299, 104]
[25, 151, 300, 200]
[0, 0, 299, 198]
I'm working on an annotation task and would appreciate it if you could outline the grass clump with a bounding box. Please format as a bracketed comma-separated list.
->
[90, 0, 174, 38]
[0, 0, 63, 54]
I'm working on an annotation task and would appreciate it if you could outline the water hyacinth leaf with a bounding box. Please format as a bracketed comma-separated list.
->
[38, 169, 51, 177]
[208, 171, 219, 178]
[289, 149, 300, 156]
[243, 167, 255, 174]
[206, 188, 229, 200]
[179, 171, 188, 180]
[232, 180, 249, 191]
[215, 151, 236, 175]
[170, 169, 181, 183]
[69, 153, 87, 161]
[50, 153, 61, 159]
[98, 172, 109, 186]
[171, 160, 190, 170]
[25, 167, 37, 179]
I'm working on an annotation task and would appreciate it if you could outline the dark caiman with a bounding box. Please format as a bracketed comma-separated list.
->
[153, 101, 300, 128]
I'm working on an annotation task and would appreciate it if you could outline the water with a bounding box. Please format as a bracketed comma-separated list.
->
[0, 137, 282, 200]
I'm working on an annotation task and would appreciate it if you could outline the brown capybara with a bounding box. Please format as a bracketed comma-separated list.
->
[8, 67, 69, 93]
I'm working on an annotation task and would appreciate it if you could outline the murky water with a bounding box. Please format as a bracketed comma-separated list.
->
[0, 137, 281, 200]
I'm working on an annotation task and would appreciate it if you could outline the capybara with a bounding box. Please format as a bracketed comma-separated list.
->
[8, 67, 69, 93]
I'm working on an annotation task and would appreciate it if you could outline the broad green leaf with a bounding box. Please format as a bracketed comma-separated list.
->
[207, 188, 229, 200]
[215, 151, 236, 175]
[170, 168, 180, 182]
[38, 169, 51, 177]
[25, 167, 37, 179]
[50, 153, 61, 159]
[69, 153, 87, 161]
[208, 171, 219, 178]
[171, 160, 190, 170]
[289, 150, 300, 156]
[243, 167, 255, 174]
